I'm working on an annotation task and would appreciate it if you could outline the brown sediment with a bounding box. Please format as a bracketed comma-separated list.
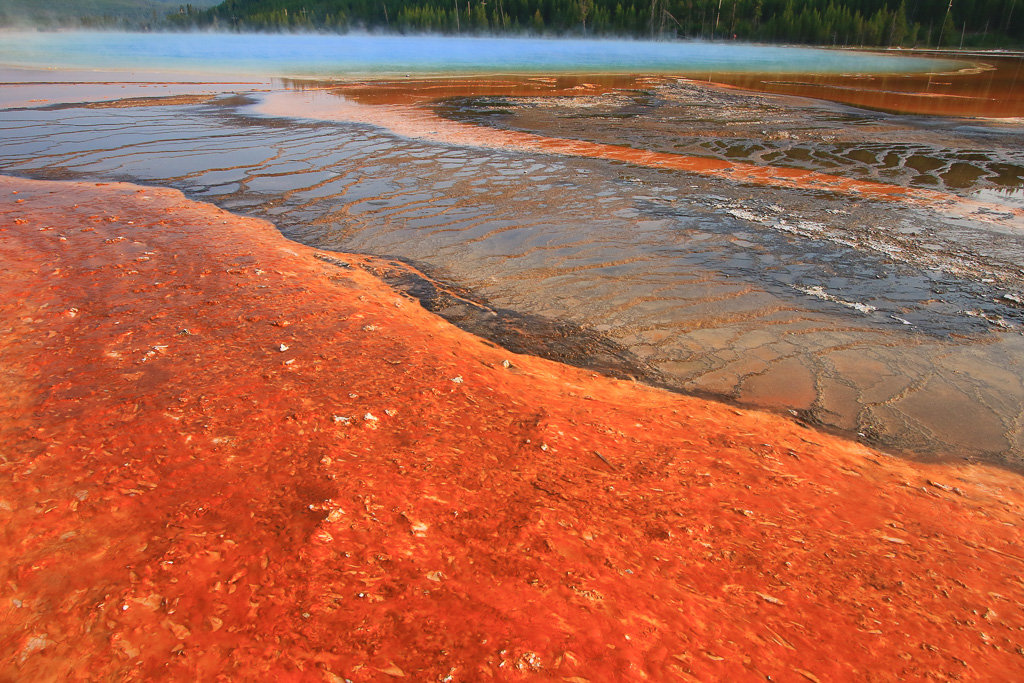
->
[0, 77, 271, 110]
[80, 94, 221, 109]
[258, 85, 1024, 228]
[279, 74, 665, 105]
[709, 54, 1024, 119]
[3, 176, 1024, 681]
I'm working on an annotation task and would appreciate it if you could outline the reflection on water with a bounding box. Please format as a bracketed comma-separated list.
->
[1, 64, 1024, 470]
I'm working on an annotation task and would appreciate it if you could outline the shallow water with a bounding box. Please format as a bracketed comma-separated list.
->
[2, 40, 1024, 469]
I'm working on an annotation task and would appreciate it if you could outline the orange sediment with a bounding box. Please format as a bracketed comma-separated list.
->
[2, 176, 1024, 681]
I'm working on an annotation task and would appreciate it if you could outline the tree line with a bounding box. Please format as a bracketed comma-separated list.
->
[2, 0, 1018, 46]
[0, 0, 204, 31]
[168, 0, 1023, 46]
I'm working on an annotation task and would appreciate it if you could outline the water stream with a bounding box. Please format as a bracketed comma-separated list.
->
[2, 33, 1023, 469]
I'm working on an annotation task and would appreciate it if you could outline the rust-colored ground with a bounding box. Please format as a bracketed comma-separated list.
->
[2, 176, 1024, 682]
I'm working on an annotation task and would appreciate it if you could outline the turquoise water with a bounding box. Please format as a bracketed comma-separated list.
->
[0, 31, 962, 78]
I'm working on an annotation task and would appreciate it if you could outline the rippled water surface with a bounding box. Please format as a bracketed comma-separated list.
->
[2, 38, 1024, 470]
